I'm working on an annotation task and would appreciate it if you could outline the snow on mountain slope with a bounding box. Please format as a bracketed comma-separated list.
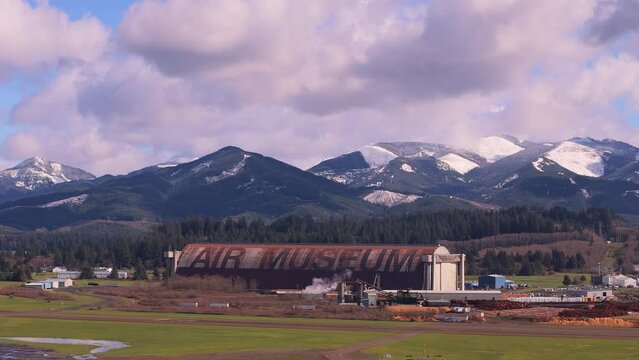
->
[156, 162, 181, 168]
[531, 158, 546, 172]
[363, 190, 422, 207]
[0, 156, 95, 192]
[437, 153, 479, 174]
[545, 141, 606, 177]
[358, 145, 398, 168]
[474, 136, 524, 163]
[205, 155, 251, 183]
[400, 163, 415, 173]
[40, 194, 88, 208]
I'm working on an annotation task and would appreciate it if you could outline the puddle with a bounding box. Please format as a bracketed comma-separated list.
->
[0, 343, 66, 359]
[1, 338, 128, 360]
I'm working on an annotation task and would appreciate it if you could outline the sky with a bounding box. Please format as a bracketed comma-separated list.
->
[1, 0, 639, 175]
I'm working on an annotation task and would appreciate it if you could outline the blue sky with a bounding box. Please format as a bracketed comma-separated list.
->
[0, 1, 134, 142]
[49, 0, 134, 27]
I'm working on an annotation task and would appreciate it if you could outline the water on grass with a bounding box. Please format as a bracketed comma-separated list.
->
[1, 337, 129, 359]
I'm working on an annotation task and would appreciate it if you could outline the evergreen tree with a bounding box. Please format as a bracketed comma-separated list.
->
[133, 262, 148, 280]
[152, 267, 161, 280]
[562, 274, 572, 286]
[80, 265, 95, 279]
[10, 266, 31, 282]
[109, 266, 119, 280]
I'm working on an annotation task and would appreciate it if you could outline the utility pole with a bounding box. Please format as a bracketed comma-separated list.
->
[598, 221, 603, 240]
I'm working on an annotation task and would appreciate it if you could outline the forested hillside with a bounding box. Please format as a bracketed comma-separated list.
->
[0, 207, 622, 281]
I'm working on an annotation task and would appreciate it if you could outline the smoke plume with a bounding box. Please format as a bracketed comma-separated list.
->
[302, 270, 352, 294]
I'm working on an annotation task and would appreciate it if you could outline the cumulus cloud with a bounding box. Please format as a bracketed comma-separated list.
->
[0, 0, 108, 79]
[588, 0, 639, 44]
[2, 0, 639, 175]
[292, 0, 597, 114]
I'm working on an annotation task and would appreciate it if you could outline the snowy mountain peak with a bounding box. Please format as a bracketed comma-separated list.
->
[473, 136, 524, 163]
[544, 141, 606, 178]
[358, 145, 398, 168]
[363, 190, 422, 207]
[13, 155, 49, 169]
[0, 157, 95, 193]
[437, 153, 479, 175]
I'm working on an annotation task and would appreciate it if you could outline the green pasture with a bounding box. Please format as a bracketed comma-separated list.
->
[366, 333, 639, 360]
[0, 317, 386, 357]
[0, 281, 21, 288]
[72, 279, 139, 287]
[0, 292, 100, 312]
[466, 273, 590, 289]
[70, 309, 420, 328]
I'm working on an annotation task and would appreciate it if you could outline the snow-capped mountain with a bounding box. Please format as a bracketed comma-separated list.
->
[309, 135, 524, 187]
[0, 156, 95, 203]
[0, 147, 379, 230]
[473, 136, 524, 163]
[2, 137, 639, 231]
[310, 136, 639, 212]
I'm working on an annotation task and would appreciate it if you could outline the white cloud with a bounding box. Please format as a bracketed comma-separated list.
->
[0, 0, 108, 79]
[2, 0, 639, 175]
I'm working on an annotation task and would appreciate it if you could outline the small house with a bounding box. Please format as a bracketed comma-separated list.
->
[43, 278, 74, 288]
[94, 270, 128, 279]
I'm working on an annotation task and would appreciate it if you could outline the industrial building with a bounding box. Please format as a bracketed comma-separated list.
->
[568, 289, 613, 301]
[478, 274, 506, 289]
[602, 274, 637, 288]
[175, 244, 466, 291]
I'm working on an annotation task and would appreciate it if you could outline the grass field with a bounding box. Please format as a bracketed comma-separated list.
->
[0, 281, 21, 288]
[466, 273, 590, 288]
[71, 279, 139, 287]
[366, 333, 639, 360]
[0, 293, 100, 312]
[69, 309, 421, 327]
[0, 317, 386, 357]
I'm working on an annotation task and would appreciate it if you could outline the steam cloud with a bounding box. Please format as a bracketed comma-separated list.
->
[302, 270, 353, 294]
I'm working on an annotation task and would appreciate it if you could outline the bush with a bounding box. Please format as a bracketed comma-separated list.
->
[164, 276, 246, 292]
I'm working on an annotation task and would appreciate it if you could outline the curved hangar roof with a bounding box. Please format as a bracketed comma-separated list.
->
[176, 244, 450, 273]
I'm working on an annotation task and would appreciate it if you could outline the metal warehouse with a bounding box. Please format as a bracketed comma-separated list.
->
[174, 244, 465, 290]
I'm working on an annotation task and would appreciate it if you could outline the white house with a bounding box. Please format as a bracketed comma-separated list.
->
[94, 270, 128, 279]
[52, 266, 67, 273]
[93, 267, 113, 272]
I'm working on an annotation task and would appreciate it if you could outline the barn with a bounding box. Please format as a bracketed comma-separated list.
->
[174, 244, 465, 291]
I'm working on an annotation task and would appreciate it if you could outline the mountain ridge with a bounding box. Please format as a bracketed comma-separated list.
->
[0, 156, 95, 203]
[1, 135, 639, 230]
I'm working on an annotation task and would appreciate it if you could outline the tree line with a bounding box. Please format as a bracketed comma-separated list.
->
[466, 248, 586, 276]
[0, 207, 616, 280]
